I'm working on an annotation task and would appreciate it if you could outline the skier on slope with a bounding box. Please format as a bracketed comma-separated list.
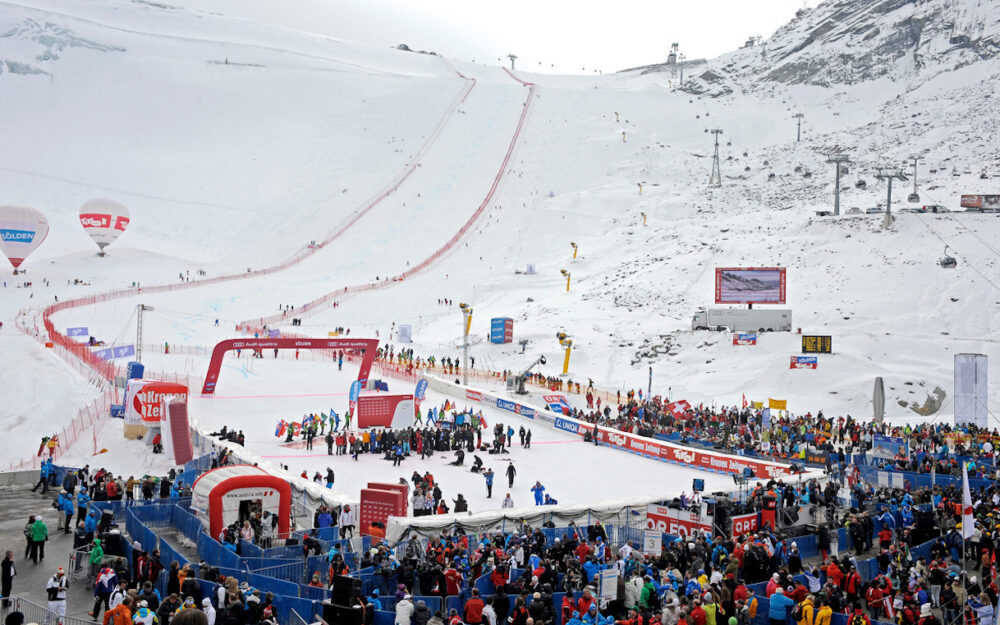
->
[531, 481, 546, 505]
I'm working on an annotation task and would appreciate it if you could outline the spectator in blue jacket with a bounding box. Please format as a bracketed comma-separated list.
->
[57, 491, 75, 534]
[31, 459, 53, 494]
[77, 490, 92, 520]
[769, 587, 795, 625]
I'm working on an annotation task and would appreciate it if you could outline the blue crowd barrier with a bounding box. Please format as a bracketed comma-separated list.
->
[273, 595, 317, 624]
[158, 537, 189, 567]
[261, 544, 303, 560]
[171, 505, 203, 542]
[197, 532, 242, 570]
[248, 572, 300, 598]
[298, 585, 329, 602]
[241, 539, 263, 558]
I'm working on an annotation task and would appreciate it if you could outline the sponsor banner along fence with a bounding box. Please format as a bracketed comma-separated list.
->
[645, 504, 713, 537]
[425, 375, 797, 481]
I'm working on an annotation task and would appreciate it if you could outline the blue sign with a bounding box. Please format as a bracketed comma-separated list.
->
[554, 417, 580, 434]
[496, 398, 535, 418]
[349, 380, 361, 402]
[414, 379, 428, 401]
[94, 344, 135, 361]
[0, 229, 35, 243]
[66, 327, 89, 337]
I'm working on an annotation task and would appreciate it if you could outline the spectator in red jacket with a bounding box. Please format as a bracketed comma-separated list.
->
[562, 591, 578, 622]
[463, 589, 485, 625]
[690, 599, 707, 625]
[444, 563, 463, 597]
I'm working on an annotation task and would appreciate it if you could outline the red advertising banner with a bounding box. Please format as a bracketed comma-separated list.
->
[595, 428, 790, 479]
[466, 390, 483, 402]
[789, 356, 818, 369]
[359, 488, 406, 536]
[730, 512, 759, 538]
[646, 504, 712, 537]
[357, 394, 414, 428]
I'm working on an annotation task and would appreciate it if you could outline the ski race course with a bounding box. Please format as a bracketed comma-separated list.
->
[2, 0, 1000, 514]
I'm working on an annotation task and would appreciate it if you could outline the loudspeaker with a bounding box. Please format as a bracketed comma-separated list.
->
[915, 510, 936, 530]
[779, 507, 799, 526]
[331, 575, 361, 604]
[322, 601, 363, 625]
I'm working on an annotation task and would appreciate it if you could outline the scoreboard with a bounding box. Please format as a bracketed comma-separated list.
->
[802, 335, 832, 354]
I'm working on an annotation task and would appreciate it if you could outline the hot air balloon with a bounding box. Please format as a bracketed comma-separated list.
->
[79, 199, 129, 254]
[0, 205, 49, 272]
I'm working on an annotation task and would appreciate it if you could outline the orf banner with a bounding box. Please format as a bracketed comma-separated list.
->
[731, 512, 759, 538]
[646, 504, 712, 537]
[544, 394, 571, 414]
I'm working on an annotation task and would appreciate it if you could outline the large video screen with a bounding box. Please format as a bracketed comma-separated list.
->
[715, 267, 786, 304]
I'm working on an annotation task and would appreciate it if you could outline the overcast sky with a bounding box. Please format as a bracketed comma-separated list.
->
[192, 0, 819, 73]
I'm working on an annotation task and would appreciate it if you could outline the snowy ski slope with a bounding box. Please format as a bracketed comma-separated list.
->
[2, 0, 1000, 478]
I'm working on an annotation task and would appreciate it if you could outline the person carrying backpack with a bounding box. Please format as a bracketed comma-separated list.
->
[848, 604, 871, 625]
[794, 594, 815, 625]
[639, 576, 659, 611]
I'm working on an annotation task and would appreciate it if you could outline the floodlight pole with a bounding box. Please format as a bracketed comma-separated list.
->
[793, 113, 804, 142]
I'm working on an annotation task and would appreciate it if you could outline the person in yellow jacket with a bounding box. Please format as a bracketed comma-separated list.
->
[814, 598, 832, 625]
[796, 595, 815, 625]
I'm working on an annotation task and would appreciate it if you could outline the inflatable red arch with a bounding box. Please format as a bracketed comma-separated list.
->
[201, 337, 379, 395]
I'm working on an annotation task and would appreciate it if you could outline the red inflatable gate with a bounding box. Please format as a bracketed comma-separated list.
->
[200, 337, 379, 395]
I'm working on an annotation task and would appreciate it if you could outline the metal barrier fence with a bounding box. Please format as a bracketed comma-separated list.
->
[8, 596, 94, 625]
[67, 546, 91, 581]
[248, 560, 307, 585]
[289, 609, 309, 625]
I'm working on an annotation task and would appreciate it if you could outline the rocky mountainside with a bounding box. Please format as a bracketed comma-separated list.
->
[756, 0, 999, 85]
[724, 0, 999, 86]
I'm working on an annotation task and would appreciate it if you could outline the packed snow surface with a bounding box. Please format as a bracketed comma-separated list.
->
[2, 0, 1000, 502]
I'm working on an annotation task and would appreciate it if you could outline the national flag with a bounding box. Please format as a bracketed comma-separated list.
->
[762, 408, 771, 428]
[962, 466, 976, 539]
[742, 394, 748, 409]
[443, 400, 451, 411]
[478, 412, 487, 428]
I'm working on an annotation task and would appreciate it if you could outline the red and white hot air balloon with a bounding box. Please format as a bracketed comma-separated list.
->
[79, 198, 130, 253]
[0, 205, 49, 271]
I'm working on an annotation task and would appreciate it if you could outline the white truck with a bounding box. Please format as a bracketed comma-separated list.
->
[691, 308, 792, 332]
